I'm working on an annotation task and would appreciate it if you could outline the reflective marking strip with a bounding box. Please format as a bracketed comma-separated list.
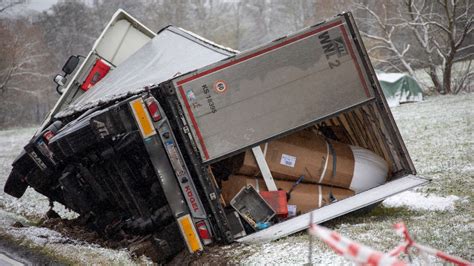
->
[130, 98, 156, 139]
[178, 215, 203, 253]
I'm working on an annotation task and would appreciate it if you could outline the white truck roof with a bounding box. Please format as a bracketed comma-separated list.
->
[56, 26, 236, 118]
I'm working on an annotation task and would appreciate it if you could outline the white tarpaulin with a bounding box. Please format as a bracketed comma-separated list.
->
[56, 26, 236, 118]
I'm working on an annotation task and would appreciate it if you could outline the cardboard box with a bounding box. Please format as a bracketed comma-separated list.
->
[234, 130, 355, 189]
[221, 175, 354, 213]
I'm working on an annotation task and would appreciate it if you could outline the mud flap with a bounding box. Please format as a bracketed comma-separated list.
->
[237, 174, 428, 243]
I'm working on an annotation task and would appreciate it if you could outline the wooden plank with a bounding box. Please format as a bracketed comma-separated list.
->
[360, 105, 392, 165]
[367, 103, 402, 170]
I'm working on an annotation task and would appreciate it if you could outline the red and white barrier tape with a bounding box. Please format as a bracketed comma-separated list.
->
[308, 222, 473, 266]
[308, 224, 406, 266]
[389, 222, 472, 266]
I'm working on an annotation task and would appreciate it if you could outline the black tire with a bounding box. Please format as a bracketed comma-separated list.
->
[4, 169, 28, 198]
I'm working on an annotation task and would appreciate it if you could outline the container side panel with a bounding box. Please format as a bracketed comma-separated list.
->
[175, 18, 374, 162]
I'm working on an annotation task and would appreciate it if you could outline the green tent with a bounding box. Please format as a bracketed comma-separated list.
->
[377, 72, 423, 107]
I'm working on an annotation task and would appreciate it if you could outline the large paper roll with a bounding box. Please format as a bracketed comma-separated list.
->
[350, 145, 388, 193]
[234, 131, 388, 193]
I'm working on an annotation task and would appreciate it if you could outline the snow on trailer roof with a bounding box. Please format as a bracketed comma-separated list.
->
[56, 26, 236, 118]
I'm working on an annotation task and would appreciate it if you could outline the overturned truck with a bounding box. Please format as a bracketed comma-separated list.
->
[5, 10, 428, 261]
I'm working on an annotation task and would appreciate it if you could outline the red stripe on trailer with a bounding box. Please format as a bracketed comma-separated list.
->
[178, 85, 210, 159]
[339, 25, 371, 97]
[176, 20, 344, 86]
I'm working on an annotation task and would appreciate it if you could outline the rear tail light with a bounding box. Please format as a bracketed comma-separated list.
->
[144, 97, 161, 122]
[195, 220, 213, 245]
[43, 131, 55, 143]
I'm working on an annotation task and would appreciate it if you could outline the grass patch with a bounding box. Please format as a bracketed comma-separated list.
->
[369, 205, 416, 217]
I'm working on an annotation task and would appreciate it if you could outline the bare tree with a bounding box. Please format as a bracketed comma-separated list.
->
[0, 19, 56, 126]
[0, 20, 50, 95]
[354, 0, 473, 94]
[0, 0, 24, 13]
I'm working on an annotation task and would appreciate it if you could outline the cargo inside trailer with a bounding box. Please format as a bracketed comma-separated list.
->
[208, 98, 415, 238]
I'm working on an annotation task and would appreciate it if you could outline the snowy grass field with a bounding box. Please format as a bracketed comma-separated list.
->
[0, 94, 472, 264]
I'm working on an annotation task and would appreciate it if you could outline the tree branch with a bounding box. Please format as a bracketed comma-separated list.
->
[0, 0, 23, 13]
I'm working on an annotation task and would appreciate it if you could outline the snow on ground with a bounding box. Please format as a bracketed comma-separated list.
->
[0, 128, 77, 220]
[383, 191, 460, 211]
[0, 93, 472, 264]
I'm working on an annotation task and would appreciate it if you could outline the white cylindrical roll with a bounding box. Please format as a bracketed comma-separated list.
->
[349, 145, 388, 193]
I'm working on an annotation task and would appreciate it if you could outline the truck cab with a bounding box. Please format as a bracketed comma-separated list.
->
[42, 9, 156, 134]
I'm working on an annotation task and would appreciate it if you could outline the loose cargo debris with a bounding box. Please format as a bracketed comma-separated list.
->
[221, 175, 355, 214]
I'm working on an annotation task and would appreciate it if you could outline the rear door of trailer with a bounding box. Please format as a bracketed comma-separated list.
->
[169, 12, 428, 242]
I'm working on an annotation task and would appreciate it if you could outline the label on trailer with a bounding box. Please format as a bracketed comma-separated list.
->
[174, 16, 373, 162]
[164, 142, 186, 176]
[157, 119, 208, 220]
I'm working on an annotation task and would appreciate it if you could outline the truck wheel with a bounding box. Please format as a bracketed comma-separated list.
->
[4, 169, 28, 198]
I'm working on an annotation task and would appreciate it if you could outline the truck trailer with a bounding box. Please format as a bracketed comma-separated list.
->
[5, 10, 428, 261]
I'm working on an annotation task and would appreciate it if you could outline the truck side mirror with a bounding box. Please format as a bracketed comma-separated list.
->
[62, 55, 80, 75]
